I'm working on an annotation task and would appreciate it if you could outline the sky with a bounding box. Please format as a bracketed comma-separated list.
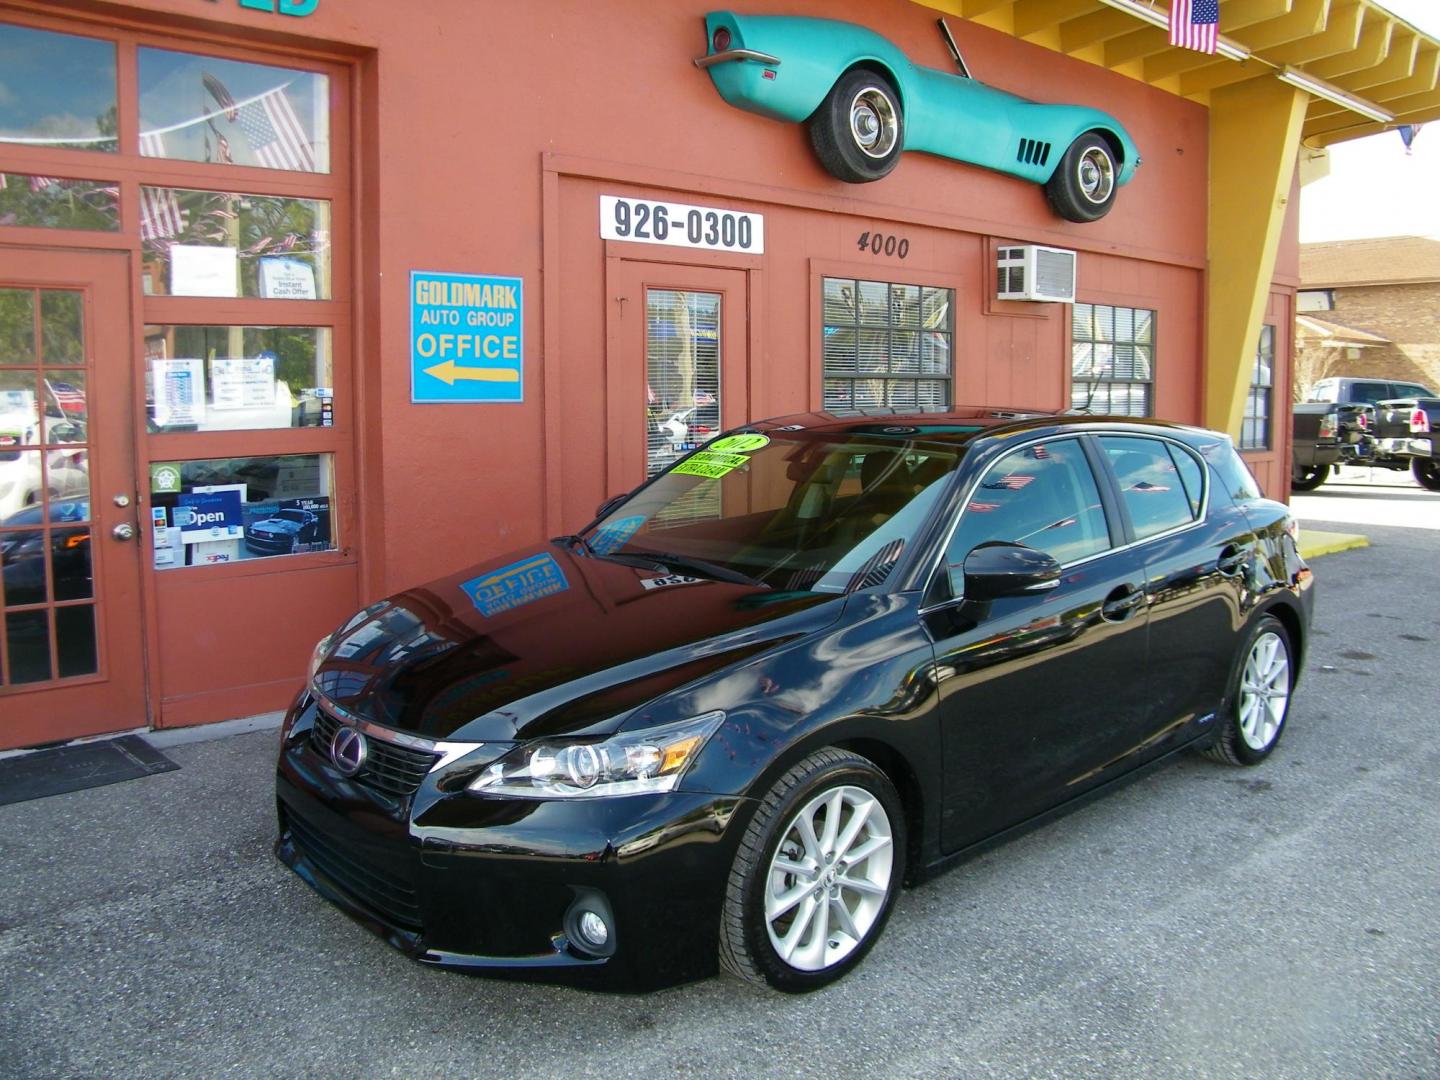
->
[1298, 0, 1440, 242]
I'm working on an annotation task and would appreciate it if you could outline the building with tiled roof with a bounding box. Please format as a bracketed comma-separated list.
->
[1296, 237, 1440, 396]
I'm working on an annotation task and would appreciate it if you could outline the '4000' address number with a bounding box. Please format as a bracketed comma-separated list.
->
[600, 195, 765, 254]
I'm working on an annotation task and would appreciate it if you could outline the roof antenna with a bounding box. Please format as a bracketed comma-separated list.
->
[937, 18, 972, 79]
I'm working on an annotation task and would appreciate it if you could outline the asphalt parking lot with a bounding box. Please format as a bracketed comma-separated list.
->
[2, 479, 1437, 1080]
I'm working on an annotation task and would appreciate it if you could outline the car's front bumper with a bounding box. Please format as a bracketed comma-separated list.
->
[274, 694, 753, 991]
[246, 533, 294, 554]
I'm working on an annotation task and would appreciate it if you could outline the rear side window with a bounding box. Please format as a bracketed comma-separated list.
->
[1350, 382, 1389, 404]
[1393, 383, 1434, 398]
[942, 437, 1110, 595]
[1099, 436, 1199, 539]
[1197, 437, 1263, 502]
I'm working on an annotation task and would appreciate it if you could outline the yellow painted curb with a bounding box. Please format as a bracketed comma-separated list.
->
[1300, 530, 1369, 560]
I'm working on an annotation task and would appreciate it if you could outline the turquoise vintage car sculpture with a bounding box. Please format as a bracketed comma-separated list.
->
[694, 12, 1141, 223]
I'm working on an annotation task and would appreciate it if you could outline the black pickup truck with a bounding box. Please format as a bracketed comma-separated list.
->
[1292, 377, 1440, 492]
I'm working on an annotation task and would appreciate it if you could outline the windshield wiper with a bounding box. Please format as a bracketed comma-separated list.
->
[588, 550, 670, 572]
[642, 551, 768, 588]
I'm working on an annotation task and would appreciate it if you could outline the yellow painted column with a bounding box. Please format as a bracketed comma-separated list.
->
[1206, 77, 1309, 437]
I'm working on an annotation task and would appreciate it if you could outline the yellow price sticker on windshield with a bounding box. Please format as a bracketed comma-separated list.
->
[673, 451, 749, 479]
[706, 433, 770, 454]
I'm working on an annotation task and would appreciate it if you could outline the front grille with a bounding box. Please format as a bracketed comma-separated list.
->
[284, 810, 424, 930]
[310, 707, 440, 797]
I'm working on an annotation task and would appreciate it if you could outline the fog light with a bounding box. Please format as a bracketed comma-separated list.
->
[577, 910, 609, 948]
[563, 889, 617, 958]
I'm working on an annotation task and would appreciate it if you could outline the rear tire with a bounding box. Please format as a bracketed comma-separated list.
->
[1045, 133, 1119, 222]
[719, 748, 904, 992]
[1290, 466, 1328, 492]
[807, 70, 904, 184]
[1412, 458, 1440, 491]
[1200, 615, 1293, 767]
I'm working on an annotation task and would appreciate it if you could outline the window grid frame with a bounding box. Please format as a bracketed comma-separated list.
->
[821, 277, 953, 412]
[1070, 301, 1157, 419]
[1241, 323, 1275, 451]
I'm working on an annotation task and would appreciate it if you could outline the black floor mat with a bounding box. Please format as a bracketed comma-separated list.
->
[0, 735, 179, 806]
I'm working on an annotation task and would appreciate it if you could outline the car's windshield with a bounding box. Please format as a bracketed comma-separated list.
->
[582, 430, 967, 593]
[278, 509, 306, 523]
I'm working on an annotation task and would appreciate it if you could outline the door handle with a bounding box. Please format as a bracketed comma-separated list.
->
[1216, 545, 1249, 576]
[1101, 585, 1145, 621]
[112, 522, 135, 542]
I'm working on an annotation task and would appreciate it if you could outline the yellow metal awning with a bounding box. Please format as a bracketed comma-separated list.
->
[912, 0, 1440, 147]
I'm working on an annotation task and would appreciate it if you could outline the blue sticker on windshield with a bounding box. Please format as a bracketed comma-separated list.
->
[460, 552, 569, 616]
[589, 515, 645, 555]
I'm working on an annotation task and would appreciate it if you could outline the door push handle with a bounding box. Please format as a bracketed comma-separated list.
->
[1101, 586, 1145, 621]
[1216, 545, 1249, 576]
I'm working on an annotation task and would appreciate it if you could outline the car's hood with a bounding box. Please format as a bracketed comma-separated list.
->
[309, 540, 847, 742]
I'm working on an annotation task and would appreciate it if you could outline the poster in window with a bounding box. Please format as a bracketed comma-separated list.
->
[212, 356, 277, 410]
[258, 256, 317, 300]
[152, 358, 205, 428]
[170, 244, 239, 297]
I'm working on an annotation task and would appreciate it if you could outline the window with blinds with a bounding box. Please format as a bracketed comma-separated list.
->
[1071, 303, 1155, 417]
[1241, 324, 1274, 450]
[821, 278, 952, 411]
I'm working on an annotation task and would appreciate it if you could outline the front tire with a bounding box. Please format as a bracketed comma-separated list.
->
[1045, 132, 1119, 222]
[719, 748, 905, 992]
[807, 70, 904, 184]
[1412, 457, 1440, 491]
[1290, 465, 1328, 492]
[1201, 615, 1294, 767]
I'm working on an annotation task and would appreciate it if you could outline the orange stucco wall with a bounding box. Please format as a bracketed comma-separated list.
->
[15, 0, 1282, 731]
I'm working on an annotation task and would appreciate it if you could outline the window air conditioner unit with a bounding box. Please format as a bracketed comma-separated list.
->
[996, 244, 1076, 303]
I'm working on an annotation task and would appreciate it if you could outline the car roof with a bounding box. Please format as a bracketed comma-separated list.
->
[749, 408, 1212, 448]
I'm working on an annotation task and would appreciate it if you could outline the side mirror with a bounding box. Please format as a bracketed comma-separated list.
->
[962, 542, 1061, 602]
[595, 493, 628, 519]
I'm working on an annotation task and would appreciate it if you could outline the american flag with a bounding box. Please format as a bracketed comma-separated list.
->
[237, 87, 316, 172]
[1169, 0, 1219, 55]
[45, 380, 87, 414]
[139, 186, 186, 242]
[995, 473, 1036, 491]
[139, 129, 166, 158]
[202, 72, 239, 121]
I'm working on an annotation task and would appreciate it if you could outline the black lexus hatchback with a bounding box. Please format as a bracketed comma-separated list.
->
[276, 410, 1313, 992]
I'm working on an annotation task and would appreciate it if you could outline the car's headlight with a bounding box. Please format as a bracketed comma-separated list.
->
[467, 711, 725, 799]
[307, 632, 335, 685]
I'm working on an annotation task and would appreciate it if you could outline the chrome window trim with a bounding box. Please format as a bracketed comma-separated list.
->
[312, 689, 483, 771]
[917, 429, 1210, 615]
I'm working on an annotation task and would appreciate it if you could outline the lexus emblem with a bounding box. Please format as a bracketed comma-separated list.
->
[330, 726, 368, 776]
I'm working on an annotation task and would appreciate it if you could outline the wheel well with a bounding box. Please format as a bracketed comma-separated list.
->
[831, 736, 924, 877]
[1266, 600, 1306, 672]
[1086, 127, 1124, 166]
[840, 61, 905, 112]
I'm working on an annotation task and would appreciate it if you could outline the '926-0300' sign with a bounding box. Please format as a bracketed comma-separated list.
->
[600, 196, 764, 254]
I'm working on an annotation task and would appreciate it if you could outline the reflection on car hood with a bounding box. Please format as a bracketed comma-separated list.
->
[309, 541, 847, 742]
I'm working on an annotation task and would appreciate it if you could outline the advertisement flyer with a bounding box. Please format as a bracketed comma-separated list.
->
[242, 495, 333, 556]
[152, 358, 205, 428]
[258, 256, 318, 300]
[211, 357, 277, 410]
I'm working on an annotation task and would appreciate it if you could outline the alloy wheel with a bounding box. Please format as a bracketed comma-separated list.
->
[848, 88, 899, 159]
[1076, 146, 1115, 204]
[763, 784, 894, 971]
[1238, 630, 1290, 751]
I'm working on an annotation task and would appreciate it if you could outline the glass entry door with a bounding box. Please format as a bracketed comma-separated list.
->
[610, 262, 748, 494]
[645, 289, 722, 478]
[0, 249, 146, 748]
